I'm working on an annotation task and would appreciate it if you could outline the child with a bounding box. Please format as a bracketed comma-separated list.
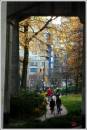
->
[50, 97, 55, 114]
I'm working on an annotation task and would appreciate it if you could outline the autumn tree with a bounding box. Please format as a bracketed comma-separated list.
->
[19, 16, 83, 92]
[19, 16, 57, 88]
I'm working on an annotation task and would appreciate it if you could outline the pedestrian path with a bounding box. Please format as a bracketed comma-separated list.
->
[38, 103, 68, 121]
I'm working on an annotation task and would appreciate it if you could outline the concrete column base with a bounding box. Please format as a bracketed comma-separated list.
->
[3, 112, 10, 127]
[82, 114, 85, 128]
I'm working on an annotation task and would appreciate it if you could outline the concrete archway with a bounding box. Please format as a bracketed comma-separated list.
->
[1, 1, 85, 128]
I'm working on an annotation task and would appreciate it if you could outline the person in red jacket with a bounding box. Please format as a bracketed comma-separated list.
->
[47, 87, 53, 102]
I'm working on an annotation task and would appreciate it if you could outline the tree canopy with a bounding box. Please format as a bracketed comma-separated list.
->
[19, 16, 83, 59]
[19, 16, 83, 88]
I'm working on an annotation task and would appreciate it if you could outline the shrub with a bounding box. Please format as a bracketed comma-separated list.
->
[60, 85, 81, 95]
[40, 91, 47, 97]
[10, 90, 46, 118]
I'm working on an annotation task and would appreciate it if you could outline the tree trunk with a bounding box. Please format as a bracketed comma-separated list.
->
[21, 46, 28, 89]
[20, 18, 54, 90]
[75, 74, 79, 93]
[65, 73, 68, 95]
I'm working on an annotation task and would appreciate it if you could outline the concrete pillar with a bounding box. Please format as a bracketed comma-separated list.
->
[3, 19, 20, 125]
[2, 14, 20, 127]
[9, 19, 20, 96]
[3, 22, 11, 125]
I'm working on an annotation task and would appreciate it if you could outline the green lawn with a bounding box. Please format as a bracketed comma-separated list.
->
[5, 94, 82, 128]
[61, 94, 82, 115]
[61, 94, 82, 126]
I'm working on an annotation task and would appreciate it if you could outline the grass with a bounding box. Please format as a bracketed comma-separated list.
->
[61, 94, 82, 126]
[5, 94, 82, 128]
[61, 94, 82, 115]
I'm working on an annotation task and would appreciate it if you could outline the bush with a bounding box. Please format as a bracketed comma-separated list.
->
[40, 91, 47, 97]
[60, 85, 81, 95]
[10, 90, 46, 118]
[8, 94, 82, 128]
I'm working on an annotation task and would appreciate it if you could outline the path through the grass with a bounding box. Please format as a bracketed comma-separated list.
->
[38, 97, 68, 121]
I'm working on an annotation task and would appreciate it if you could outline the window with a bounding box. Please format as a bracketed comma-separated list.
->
[30, 62, 38, 66]
[30, 68, 37, 72]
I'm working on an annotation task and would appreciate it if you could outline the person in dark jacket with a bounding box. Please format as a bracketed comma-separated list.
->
[56, 95, 62, 114]
[50, 98, 55, 114]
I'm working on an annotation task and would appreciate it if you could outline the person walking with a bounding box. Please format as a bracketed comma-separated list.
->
[47, 87, 53, 102]
[55, 87, 60, 97]
[56, 95, 62, 114]
[50, 97, 55, 114]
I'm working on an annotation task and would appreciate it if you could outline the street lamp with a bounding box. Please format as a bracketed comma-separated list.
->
[40, 55, 50, 91]
[62, 53, 68, 95]
[40, 56, 46, 90]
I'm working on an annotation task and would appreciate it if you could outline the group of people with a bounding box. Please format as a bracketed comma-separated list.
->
[47, 87, 62, 114]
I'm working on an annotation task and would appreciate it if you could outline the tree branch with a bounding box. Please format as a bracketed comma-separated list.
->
[28, 17, 57, 43]
[34, 36, 47, 45]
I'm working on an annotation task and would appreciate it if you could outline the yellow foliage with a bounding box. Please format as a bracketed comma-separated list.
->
[19, 16, 83, 56]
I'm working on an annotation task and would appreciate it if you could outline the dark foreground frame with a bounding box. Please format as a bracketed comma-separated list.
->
[1, 1, 86, 128]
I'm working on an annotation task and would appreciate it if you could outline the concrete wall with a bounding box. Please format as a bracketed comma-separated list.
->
[7, 2, 85, 23]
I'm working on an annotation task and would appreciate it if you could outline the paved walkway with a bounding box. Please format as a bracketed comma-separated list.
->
[38, 98, 68, 121]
